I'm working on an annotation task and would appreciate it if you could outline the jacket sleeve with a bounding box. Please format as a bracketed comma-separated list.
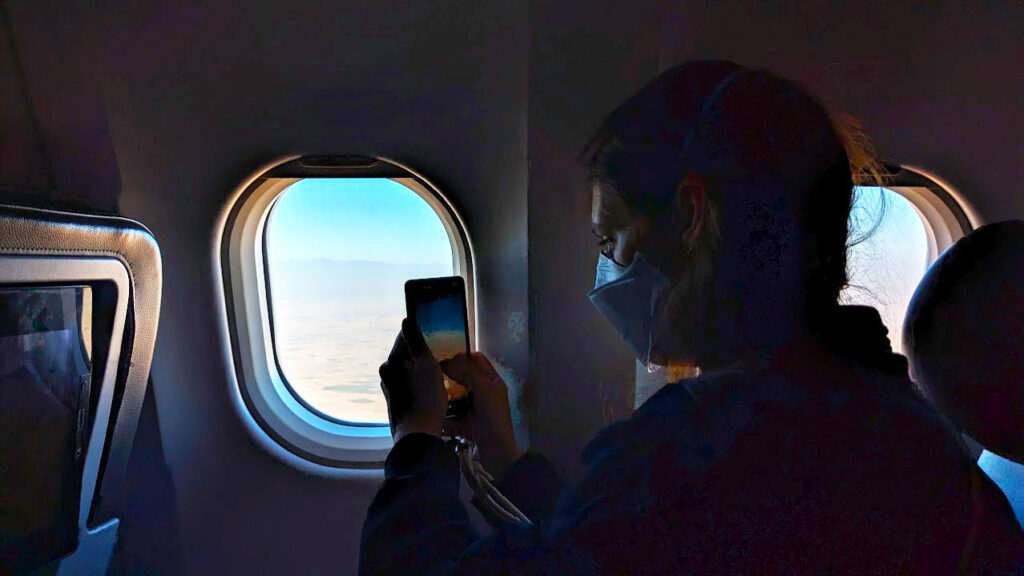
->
[359, 434, 478, 576]
[359, 434, 569, 575]
[472, 451, 565, 527]
[359, 414, 689, 576]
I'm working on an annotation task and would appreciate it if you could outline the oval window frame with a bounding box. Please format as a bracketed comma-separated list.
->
[217, 156, 476, 470]
[881, 164, 979, 262]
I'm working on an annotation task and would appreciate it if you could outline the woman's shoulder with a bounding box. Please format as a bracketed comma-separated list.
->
[636, 368, 799, 426]
[582, 358, 962, 472]
[634, 361, 958, 458]
[580, 370, 758, 468]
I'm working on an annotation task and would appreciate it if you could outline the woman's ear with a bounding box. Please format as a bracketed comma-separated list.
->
[676, 171, 707, 247]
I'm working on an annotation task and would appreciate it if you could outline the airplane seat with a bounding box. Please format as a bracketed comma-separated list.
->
[904, 219, 1024, 528]
[0, 203, 161, 576]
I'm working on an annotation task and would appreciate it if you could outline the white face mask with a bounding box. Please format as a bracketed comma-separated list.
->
[588, 252, 672, 371]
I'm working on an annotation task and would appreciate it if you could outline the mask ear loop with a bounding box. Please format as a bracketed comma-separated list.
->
[643, 337, 663, 374]
[643, 262, 676, 373]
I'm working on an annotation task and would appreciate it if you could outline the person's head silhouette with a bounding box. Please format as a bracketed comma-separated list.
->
[582, 60, 885, 372]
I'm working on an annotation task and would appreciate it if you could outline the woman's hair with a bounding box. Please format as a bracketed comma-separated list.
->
[580, 61, 885, 356]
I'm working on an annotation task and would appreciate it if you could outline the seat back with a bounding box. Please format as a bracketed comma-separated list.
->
[904, 219, 1024, 463]
[0, 204, 161, 575]
[905, 219, 1024, 535]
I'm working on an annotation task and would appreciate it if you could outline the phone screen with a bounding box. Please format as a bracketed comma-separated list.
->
[405, 277, 470, 404]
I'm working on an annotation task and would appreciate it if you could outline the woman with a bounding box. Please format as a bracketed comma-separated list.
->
[360, 61, 1022, 574]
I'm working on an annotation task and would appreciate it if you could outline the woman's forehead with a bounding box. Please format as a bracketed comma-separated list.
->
[591, 183, 628, 228]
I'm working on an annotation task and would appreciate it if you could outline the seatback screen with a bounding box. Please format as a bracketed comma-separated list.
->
[0, 286, 92, 575]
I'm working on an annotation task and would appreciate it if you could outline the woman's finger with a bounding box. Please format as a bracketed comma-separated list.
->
[385, 328, 411, 368]
[440, 353, 477, 385]
[401, 317, 432, 361]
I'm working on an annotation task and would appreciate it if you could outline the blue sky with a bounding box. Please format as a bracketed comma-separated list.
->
[266, 178, 454, 267]
[843, 186, 930, 351]
[849, 186, 923, 245]
[847, 186, 929, 288]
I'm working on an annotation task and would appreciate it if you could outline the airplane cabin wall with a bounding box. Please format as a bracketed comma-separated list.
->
[657, 1, 1024, 221]
[1, 1, 1021, 574]
[0, 2, 120, 213]
[0, 11, 49, 198]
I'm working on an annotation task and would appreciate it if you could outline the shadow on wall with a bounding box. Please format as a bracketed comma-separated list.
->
[108, 381, 186, 575]
[0, 3, 123, 214]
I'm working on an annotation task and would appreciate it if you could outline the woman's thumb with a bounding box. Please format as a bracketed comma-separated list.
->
[440, 352, 474, 383]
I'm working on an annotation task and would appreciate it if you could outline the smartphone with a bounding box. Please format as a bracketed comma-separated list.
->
[404, 276, 472, 420]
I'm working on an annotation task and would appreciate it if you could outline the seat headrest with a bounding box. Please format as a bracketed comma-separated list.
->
[904, 220, 1024, 463]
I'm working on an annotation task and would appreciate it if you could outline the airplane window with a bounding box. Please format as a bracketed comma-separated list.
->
[841, 186, 930, 353]
[264, 178, 455, 425]
[222, 157, 473, 467]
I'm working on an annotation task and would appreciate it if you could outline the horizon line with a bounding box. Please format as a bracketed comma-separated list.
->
[269, 257, 452, 267]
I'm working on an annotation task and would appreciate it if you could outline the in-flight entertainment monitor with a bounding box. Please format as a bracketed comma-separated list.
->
[0, 286, 92, 573]
[0, 257, 129, 576]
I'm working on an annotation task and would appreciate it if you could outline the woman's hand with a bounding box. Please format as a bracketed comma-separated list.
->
[379, 318, 447, 443]
[440, 353, 524, 477]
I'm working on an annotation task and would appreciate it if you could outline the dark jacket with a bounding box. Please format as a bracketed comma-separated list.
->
[360, 313, 1023, 575]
